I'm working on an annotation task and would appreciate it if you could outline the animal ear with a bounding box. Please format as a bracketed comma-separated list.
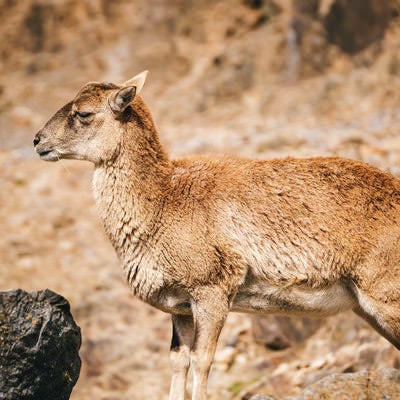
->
[109, 86, 136, 113]
[121, 70, 148, 95]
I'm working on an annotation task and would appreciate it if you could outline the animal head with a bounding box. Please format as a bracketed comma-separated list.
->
[33, 71, 148, 164]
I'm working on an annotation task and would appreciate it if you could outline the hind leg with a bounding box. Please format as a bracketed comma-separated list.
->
[353, 290, 400, 349]
[352, 231, 400, 349]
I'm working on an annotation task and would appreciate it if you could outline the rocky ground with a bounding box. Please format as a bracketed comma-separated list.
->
[1, 1, 400, 399]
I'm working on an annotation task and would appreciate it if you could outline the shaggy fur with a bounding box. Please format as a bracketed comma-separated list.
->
[34, 72, 400, 400]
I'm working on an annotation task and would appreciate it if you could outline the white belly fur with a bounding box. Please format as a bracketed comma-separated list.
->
[232, 279, 356, 317]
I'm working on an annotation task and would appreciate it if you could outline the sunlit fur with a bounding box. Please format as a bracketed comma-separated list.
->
[35, 73, 400, 400]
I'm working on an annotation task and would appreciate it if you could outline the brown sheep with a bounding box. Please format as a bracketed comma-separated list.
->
[34, 71, 400, 400]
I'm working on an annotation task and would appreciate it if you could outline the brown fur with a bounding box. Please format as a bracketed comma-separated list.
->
[34, 73, 400, 400]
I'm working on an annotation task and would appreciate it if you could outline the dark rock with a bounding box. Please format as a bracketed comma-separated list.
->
[0, 289, 81, 400]
[251, 315, 323, 350]
[324, 0, 390, 54]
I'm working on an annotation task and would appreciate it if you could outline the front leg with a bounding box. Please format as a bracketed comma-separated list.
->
[190, 287, 230, 400]
[169, 314, 194, 400]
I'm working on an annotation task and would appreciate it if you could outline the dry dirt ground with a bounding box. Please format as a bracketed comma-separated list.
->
[2, 1, 400, 399]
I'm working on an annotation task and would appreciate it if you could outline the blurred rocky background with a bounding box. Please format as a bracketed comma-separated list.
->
[1, 0, 400, 399]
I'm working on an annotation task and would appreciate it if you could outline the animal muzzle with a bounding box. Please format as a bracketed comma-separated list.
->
[33, 131, 59, 161]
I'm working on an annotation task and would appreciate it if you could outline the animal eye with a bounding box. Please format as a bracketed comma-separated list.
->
[75, 111, 93, 119]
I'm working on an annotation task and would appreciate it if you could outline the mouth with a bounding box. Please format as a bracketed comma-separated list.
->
[37, 149, 59, 162]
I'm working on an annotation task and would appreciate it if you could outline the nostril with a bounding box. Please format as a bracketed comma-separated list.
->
[33, 137, 40, 146]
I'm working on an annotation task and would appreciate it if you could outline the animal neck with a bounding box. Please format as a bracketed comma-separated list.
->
[92, 98, 171, 262]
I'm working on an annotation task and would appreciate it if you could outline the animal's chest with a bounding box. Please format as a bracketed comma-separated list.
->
[119, 231, 194, 309]
[122, 243, 192, 314]
[120, 238, 166, 300]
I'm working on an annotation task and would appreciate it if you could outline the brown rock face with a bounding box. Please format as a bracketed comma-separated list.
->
[300, 369, 400, 399]
[249, 369, 400, 399]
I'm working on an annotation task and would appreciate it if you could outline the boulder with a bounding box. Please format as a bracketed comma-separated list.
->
[249, 369, 400, 399]
[298, 368, 400, 400]
[324, 0, 390, 54]
[0, 289, 81, 400]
